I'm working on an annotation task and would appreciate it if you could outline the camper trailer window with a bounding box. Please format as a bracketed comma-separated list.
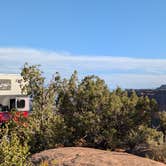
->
[0, 79, 11, 90]
[17, 100, 25, 109]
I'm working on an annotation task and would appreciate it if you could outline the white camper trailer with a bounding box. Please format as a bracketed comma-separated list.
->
[0, 74, 30, 123]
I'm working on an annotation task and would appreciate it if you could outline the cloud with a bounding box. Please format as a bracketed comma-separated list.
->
[0, 47, 166, 89]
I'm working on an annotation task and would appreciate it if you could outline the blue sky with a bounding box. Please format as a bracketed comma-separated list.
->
[0, 0, 166, 89]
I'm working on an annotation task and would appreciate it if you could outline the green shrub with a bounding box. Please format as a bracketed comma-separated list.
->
[124, 125, 163, 153]
[0, 131, 30, 166]
[27, 109, 68, 153]
[146, 143, 166, 163]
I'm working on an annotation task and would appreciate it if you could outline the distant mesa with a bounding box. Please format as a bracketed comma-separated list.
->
[127, 85, 166, 112]
[156, 85, 166, 91]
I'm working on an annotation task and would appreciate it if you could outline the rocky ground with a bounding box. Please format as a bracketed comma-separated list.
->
[31, 147, 166, 166]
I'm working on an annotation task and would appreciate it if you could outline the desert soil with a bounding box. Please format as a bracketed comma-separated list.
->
[31, 147, 166, 166]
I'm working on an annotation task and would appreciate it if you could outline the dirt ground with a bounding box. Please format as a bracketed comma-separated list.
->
[31, 147, 166, 166]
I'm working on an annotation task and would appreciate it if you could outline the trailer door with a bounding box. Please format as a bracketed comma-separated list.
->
[10, 99, 16, 110]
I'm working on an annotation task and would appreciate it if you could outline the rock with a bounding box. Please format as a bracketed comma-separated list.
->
[31, 147, 166, 166]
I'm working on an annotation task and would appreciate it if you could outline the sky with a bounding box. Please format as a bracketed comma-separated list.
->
[0, 0, 166, 89]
